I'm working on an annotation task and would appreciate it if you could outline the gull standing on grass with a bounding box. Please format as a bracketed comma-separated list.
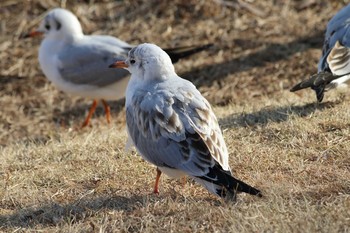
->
[25, 8, 212, 127]
[291, 4, 350, 101]
[110, 43, 262, 199]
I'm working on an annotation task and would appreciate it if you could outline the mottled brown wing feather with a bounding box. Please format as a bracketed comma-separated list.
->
[182, 91, 229, 170]
[327, 41, 350, 75]
[129, 88, 229, 172]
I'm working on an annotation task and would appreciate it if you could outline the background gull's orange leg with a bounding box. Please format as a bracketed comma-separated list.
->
[153, 168, 162, 194]
[101, 99, 111, 124]
[181, 176, 186, 189]
[82, 99, 98, 128]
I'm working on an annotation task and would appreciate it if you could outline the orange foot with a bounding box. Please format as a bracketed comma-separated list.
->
[153, 168, 162, 194]
[82, 99, 98, 128]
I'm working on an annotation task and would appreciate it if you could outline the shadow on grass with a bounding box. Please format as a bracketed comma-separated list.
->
[219, 101, 338, 129]
[0, 75, 27, 86]
[182, 30, 324, 86]
[0, 194, 141, 229]
[0, 193, 221, 229]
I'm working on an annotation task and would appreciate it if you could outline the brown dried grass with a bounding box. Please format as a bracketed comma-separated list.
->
[0, 0, 350, 232]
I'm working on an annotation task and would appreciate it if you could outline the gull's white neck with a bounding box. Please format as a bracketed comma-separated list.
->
[125, 72, 177, 108]
[125, 74, 144, 107]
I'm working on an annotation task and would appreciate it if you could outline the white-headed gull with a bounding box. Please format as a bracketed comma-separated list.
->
[26, 8, 212, 127]
[110, 43, 262, 199]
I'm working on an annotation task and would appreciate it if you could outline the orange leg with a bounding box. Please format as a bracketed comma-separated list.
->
[153, 168, 162, 194]
[181, 176, 187, 188]
[101, 99, 111, 124]
[82, 99, 98, 128]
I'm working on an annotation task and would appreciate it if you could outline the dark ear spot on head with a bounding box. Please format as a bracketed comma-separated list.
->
[55, 20, 61, 30]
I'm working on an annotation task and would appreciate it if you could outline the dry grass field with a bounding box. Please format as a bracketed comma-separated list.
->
[1, 0, 350, 232]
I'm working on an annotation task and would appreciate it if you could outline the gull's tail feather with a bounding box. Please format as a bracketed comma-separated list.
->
[163, 44, 213, 63]
[314, 85, 326, 102]
[290, 71, 348, 102]
[193, 164, 262, 200]
[290, 71, 335, 92]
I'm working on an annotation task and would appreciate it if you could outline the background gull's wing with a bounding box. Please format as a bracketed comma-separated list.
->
[122, 44, 213, 64]
[57, 35, 130, 87]
[89, 35, 132, 48]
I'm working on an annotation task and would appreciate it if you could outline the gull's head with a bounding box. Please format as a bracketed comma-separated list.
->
[110, 43, 175, 81]
[31, 8, 83, 41]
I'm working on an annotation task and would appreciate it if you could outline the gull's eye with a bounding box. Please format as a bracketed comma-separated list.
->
[130, 59, 136, 64]
[45, 24, 51, 30]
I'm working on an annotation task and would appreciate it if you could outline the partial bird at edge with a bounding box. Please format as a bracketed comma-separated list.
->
[290, 71, 350, 102]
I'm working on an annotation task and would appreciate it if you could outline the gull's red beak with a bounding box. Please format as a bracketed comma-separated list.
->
[22, 30, 44, 38]
[109, 61, 128, 69]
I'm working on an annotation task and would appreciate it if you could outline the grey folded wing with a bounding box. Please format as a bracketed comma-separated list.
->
[126, 81, 228, 176]
[57, 38, 130, 87]
[89, 35, 133, 48]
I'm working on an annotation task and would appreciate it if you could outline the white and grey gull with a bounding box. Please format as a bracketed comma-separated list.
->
[25, 8, 212, 127]
[110, 43, 262, 199]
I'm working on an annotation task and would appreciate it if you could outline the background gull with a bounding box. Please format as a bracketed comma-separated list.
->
[290, 3, 350, 102]
[25, 8, 212, 127]
[110, 43, 262, 199]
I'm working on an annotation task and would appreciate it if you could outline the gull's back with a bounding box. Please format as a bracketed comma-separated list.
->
[57, 35, 130, 87]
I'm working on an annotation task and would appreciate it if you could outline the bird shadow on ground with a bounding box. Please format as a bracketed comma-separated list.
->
[0, 75, 27, 86]
[0, 75, 46, 97]
[0, 194, 140, 229]
[219, 101, 339, 129]
[0, 193, 220, 229]
[181, 30, 324, 86]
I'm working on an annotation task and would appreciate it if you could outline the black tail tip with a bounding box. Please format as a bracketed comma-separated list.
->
[248, 188, 263, 197]
[256, 191, 263, 198]
[220, 186, 263, 198]
[290, 86, 299, 92]
[290, 81, 309, 92]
